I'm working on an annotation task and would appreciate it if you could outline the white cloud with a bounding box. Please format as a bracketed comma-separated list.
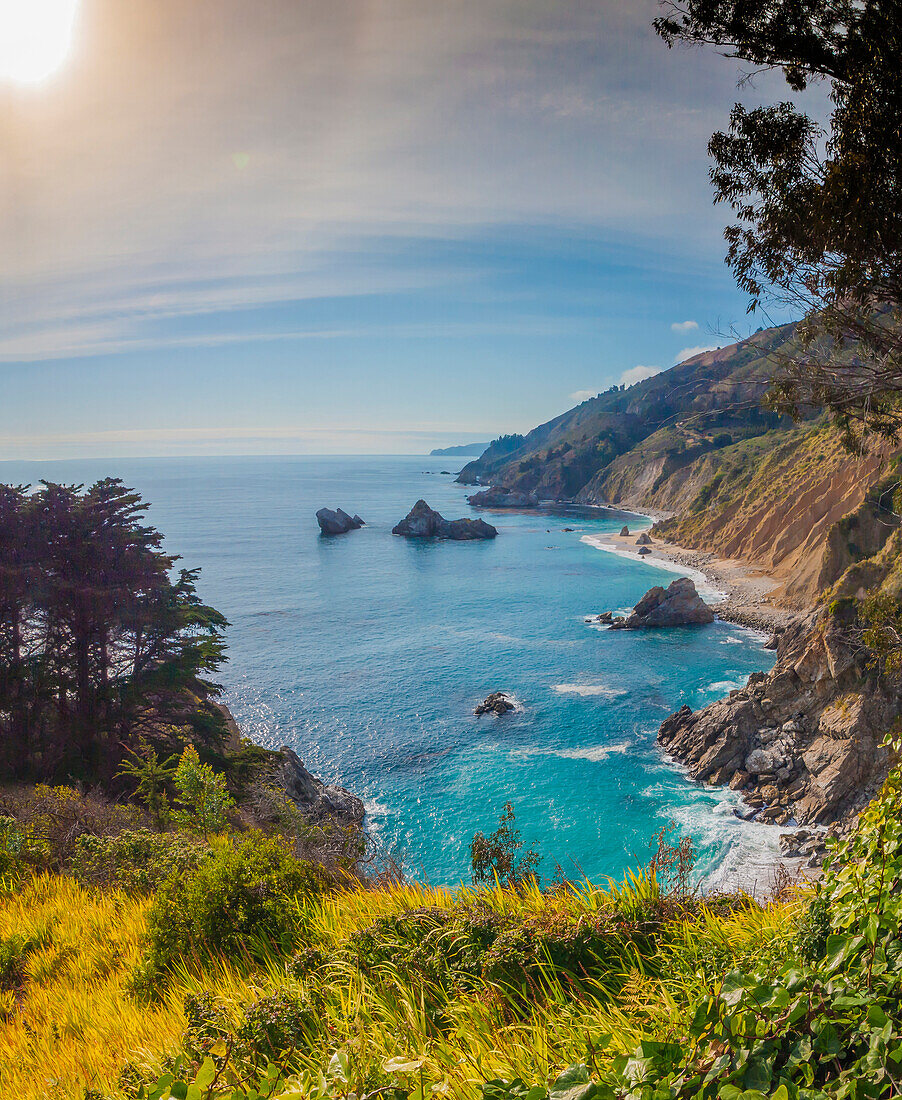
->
[671, 320, 698, 333]
[569, 389, 596, 404]
[620, 364, 660, 386]
[676, 344, 720, 362]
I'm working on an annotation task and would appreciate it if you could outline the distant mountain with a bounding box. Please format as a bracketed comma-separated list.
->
[429, 442, 491, 457]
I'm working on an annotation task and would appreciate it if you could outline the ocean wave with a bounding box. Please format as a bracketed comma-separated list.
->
[514, 741, 632, 763]
[552, 683, 627, 698]
[705, 679, 743, 693]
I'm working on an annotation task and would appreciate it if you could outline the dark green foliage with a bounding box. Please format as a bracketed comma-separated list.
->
[0, 479, 229, 785]
[142, 835, 331, 978]
[70, 828, 208, 893]
[0, 814, 48, 884]
[236, 990, 318, 1062]
[0, 934, 34, 991]
[470, 802, 541, 887]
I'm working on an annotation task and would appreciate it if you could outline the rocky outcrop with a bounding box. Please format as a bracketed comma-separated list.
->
[467, 486, 539, 508]
[392, 500, 497, 540]
[658, 611, 898, 825]
[274, 747, 365, 825]
[636, 533, 652, 545]
[610, 577, 715, 629]
[316, 508, 365, 535]
[475, 692, 515, 716]
[620, 526, 630, 536]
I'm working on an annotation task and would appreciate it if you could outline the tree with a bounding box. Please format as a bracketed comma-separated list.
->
[470, 802, 541, 887]
[656, 1, 902, 448]
[171, 746, 235, 838]
[117, 741, 179, 829]
[0, 479, 229, 783]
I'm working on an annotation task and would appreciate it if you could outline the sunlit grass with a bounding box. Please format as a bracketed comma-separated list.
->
[0, 872, 804, 1099]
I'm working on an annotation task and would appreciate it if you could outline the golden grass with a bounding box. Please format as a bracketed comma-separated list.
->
[0, 873, 803, 1099]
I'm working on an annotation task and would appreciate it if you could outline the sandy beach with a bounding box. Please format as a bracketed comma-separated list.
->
[583, 512, 798, 633]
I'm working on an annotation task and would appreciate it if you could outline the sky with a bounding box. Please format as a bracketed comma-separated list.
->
[0, 0, 807, 458]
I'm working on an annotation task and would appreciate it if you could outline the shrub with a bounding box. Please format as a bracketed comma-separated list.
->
[142, 834, 331, 978]
[470, 803, 541, 887]
[237, 989, 319, 1062]
[171, 746, 235, 837]
[70, 828, 208, 892]
[0, 815, 48, 885]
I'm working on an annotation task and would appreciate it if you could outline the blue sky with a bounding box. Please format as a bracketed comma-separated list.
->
[0, 0, 805, 458]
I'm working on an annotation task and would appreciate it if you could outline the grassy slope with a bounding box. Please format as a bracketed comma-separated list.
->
[0, 872, 797, 1098]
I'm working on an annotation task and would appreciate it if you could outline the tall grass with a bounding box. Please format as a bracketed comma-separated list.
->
[0, 872, 803, 1099]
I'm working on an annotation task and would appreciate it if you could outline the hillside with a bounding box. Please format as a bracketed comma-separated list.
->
[462, 323, 901, 609]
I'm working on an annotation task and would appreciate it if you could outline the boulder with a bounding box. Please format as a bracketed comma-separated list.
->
[636, 533, 652, 545]
[638, 546, 652, 556]
[467, 486, 540, 508]
[616, 577, 715, 629]
[316, 507, 365, 535]
[475, 692, 515, 716]
[620, 525, 630, 536]
[275, 747, 365, 825]
[393, 500, 497, 541]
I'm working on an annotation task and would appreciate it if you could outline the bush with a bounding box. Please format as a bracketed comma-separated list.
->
[237, 989, 319, 1061]
[70, 828, 208, 892]
[0, 815, 48, 885]
[142, 834, 332, 979]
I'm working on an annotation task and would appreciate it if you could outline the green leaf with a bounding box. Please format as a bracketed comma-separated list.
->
[548, 1065, 598, 1100]
[196, 1058, 216, 1091]
[384, 1056, 426, 1073]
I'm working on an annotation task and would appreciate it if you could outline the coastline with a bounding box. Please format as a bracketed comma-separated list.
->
[580, 510, 799, 633]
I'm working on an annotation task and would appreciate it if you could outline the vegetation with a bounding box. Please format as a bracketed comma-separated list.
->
[656, 1, 902, 448]
[0, 479, 229, 785]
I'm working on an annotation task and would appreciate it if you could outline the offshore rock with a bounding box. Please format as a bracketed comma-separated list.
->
[316, 507, 365, 535]
[475, 692, 515, 716]
[467, 486, 539, 508]
[658, 611, 899, 825]
[393, 500, 497, 540]
[275, 747, 365, 825]
[610, 577, 715, 629]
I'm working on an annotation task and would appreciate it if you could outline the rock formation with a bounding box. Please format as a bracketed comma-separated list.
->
[467, 486, 539, 508]
[638, 546, 652, 556]
[274, 747, 366, 825]
[657, 610, 898, 825]
[316, 508, 365, 535]
[392, 500, 497, 540]
[636, 533, 652, 545]
[609, 577, 714, 629]
[620, 525, 630, 536]
[475, 692, 515, 715]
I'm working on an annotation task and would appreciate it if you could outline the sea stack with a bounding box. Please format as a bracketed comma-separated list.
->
[392, 500, 497, 541]
[609, 577, 714, 628]
[316, 508, 365, 535]
[620, 525, 630, 536]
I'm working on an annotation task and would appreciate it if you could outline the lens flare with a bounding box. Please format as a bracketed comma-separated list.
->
[0, 0, 80, 84]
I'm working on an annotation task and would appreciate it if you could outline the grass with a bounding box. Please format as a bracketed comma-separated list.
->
[0, 870, 804, 1099]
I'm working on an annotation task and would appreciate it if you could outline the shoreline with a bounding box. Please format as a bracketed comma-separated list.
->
[580, 511, 800, 633]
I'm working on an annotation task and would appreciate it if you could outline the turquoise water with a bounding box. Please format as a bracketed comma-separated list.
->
[0, 455, 777, 888]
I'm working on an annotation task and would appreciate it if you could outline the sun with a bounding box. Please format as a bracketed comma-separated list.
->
[0, 0, 80, 85]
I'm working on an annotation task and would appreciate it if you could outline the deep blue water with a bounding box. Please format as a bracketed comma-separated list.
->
[0, 455, 778, 888]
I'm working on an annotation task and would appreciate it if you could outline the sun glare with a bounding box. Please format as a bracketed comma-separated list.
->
[0, 0, 80, 85]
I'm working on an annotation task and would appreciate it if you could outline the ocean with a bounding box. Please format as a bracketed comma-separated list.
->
[0, 454, 778, 890]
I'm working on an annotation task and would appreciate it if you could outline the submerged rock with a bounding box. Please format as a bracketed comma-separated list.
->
[610, 577, 715, 629]
[393, 500, 497, 541]
[475, 692, 515, 716]
[467, 486, 540, 508]
[316, 507, 365, 535]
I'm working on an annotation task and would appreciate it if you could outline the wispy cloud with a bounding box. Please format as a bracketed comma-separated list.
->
[620, 364, 660, 386]
[676, 344, 721, 362]
[670, 320, 698, 333]
[569, 389, 597, 403]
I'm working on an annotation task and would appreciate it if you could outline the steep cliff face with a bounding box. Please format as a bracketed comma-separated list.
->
[649, 432, 900, 608]
[659, 601, 900, 826]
